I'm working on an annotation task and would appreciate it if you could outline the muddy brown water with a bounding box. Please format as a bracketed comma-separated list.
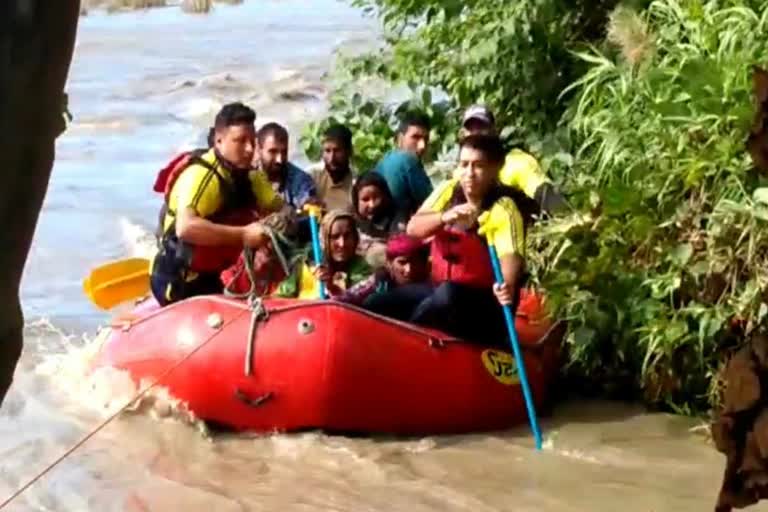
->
[2, 2, 751, 510]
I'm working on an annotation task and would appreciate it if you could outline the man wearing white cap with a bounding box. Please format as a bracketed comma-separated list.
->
[459, 105, 568, 216]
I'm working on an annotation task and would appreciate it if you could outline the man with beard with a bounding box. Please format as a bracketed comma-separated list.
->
[256, 122, 318, 210]
[308, 124, 356, 211]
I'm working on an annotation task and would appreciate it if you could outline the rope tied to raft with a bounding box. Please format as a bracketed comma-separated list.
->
[220, 239, 276, 377]
[223, 246, 271, 301]
[223, 210, 299, 301]
[221, 249, 269, 376]
[222, 217, 300, 376]
[222, 236, 287, 301]
[245, 295, 268, 376]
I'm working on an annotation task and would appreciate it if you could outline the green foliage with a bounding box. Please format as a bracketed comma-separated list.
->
[530, 0, 768, 410]
[345, 0, 622, 144]
[301, 0, 623, 174]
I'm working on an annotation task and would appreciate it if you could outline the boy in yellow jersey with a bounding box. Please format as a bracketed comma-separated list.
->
[151, 102, 285, 305]
[459, 105, 568, 216]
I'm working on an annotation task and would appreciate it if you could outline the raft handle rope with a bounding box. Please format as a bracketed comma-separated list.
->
[0, 307, 251, 510]
[234, 389, 274, 408]
[428, 338, 446, 349]
[245, 296, 268, 376]
[220, 225, 289, 377]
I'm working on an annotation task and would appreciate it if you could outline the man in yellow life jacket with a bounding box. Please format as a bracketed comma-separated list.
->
[151, 102, 285, 306]
[459, 105, 568, 216]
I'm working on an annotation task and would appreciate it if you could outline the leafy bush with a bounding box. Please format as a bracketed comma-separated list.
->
[301, 0, 623, 173]
[347, 0, 623, 141]
[530, 0, 768, 411]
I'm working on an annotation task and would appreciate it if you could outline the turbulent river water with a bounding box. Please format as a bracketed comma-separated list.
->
[0, 2, 756, 510]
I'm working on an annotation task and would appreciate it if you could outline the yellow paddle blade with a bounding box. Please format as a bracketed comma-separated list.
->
[88, 257, 149, 283]
[83, 257, 151, 310]
[83, 275, 94, 302]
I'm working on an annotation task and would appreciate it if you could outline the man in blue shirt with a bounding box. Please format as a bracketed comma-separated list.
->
[374, 112, 434, 218]
[256, 122, 317, 209]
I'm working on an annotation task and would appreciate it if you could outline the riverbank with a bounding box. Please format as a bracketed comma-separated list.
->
[79, 0, 244, 16]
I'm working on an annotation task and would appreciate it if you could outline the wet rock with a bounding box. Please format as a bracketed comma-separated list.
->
[1, 1, 81, 405]
[741, 433, 765, 472]
[746, 471, 768, 490]
[277, 89, 320, 102]
[747, 66, 768, 175]
[715, 332, 768, 511]
[754, 411, 768, 459]
[712, 415, 735, 454]
[723, 347, 761, 413]
[751, 333, 768, 369]
[717, 483, 760, 511]
[719, 67, 768, 508]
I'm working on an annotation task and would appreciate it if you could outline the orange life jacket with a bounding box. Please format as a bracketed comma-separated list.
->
[154, 151, 258, 274]
[430, 226, 495, 288]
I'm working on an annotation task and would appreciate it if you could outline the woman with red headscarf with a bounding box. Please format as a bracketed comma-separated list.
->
[335, 234, 430, 307]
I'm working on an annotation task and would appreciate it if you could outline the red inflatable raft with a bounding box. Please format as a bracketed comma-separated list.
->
[91, 290, 563, 435]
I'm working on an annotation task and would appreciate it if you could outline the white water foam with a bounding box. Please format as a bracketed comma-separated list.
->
[29, 226, 208, 434]
[33, 322, 209, 435]
[118, 217, 157, 260]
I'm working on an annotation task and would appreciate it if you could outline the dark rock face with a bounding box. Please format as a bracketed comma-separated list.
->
[714, 65, 768, 512]
[714, 334, 768, 511]
[0, 0, 80, 404]
[747, 67, 768, 175]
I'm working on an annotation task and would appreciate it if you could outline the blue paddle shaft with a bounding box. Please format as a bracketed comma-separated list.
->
[487, 244, 543, 450]
[308, 214, 326, 299]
